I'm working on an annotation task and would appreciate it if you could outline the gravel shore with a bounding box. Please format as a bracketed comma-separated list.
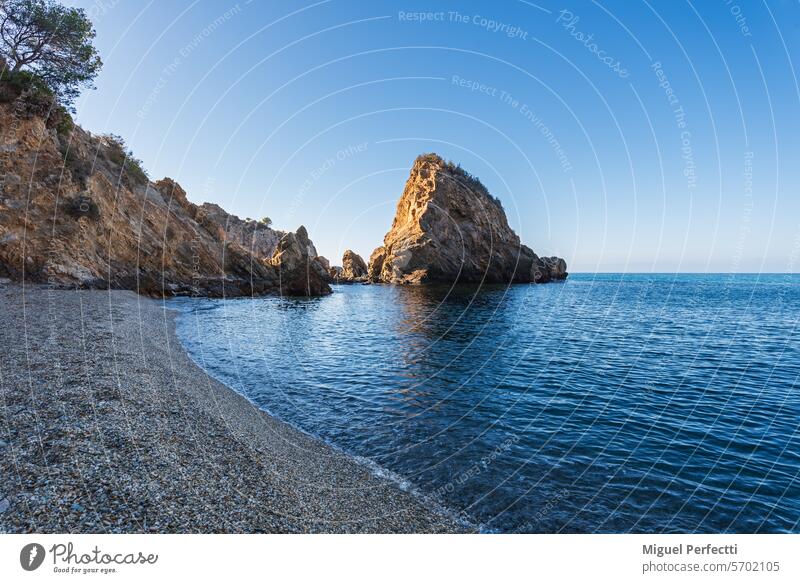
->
[0, 283, 467, 533]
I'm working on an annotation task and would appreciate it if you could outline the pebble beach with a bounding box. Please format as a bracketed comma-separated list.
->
[0, 283, 466, 533]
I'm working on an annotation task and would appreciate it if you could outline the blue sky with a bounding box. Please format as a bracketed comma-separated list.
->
[65, 0, 800, 272]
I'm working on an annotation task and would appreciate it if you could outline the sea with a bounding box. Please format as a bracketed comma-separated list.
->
[170, 273, 800, 532]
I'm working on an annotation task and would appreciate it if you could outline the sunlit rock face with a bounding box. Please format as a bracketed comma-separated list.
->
[0, 99, 328, 297]
[368, 154, 567, 285]
[340, 250, 368, 281]
[197, 203, 284, 260]
[269, 226, 331, 296]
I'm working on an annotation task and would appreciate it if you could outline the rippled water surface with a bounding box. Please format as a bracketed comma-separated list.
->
[171, 274, 800, 532]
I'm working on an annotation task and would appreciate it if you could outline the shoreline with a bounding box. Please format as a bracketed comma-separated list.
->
[170, 301, 475, 531]
[0, 283, 468, 533]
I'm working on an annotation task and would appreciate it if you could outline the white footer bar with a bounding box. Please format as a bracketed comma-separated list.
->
[1, 534, 797, 582]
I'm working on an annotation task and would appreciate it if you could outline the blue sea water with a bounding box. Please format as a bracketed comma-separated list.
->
[170, 274, 800, 533]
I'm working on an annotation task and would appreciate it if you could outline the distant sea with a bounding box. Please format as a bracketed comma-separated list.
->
[171, 274, 800, 533]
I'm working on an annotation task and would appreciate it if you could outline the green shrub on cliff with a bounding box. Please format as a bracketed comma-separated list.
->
[0, 68, 51, 102]
[53, 109, 74, 136]
[0, 67, 75, 134]
[61, 143, 92, 188]
[102, 133, 149, 187]
[418, 153, 503, 208]
[0, 0, 102, 109]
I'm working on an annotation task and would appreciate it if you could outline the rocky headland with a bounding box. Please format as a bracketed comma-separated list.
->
[0, 93, 329, 298]
[367, 154, 567, 285]
[1, 84, 564, 298]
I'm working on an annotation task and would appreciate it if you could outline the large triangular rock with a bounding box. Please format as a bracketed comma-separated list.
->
[269, 226, 332, 296]
[368, 154, 567, 284]
[340, 249, 368, 281]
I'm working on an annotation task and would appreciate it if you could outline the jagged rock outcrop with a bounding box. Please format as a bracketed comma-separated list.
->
[197, 203, 284, 259]
[269, 226, 331, 296]
[0, 95, 328, 297]
[367, 154, 567, 285]
[326, 250, 369, 283]
[367, 246, 387, 281]
[541, 256, 568, 280]
[315, 255, 330, 271]
[340, 249, 368, 281]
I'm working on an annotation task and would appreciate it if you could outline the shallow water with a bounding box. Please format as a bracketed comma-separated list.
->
[171, 274, 800, 532]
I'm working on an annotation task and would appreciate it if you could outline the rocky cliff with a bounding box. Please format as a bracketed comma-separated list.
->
[340, 249, 368, 281]
[0, 95, 330, 297]
[327, 249, 369, 283]
[197, 203, 284, 259]
[367, 154, 567, 285]
[269, 226, 331, 296]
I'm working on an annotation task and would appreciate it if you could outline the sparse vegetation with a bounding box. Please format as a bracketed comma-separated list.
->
[0, 67, 49, 102]
[61, 143, 92, 188]
[0, 67, 75, 133]
[53, 108, 73, 135]
[419, 153, 503, 208]
[259, 216, 273, 227]
[102, 133, 149, 186]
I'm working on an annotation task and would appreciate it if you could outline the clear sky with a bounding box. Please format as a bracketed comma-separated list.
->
[65, 0, 800, 272]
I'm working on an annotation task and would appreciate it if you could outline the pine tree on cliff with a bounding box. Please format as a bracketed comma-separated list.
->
[0, 0, 102, 107]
